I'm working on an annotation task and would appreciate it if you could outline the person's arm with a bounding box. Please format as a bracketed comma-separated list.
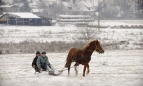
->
[46, 56, 50, 65]
[37, 57, 41, 69]
[32, 57, 36, 67]
[46, 56, 53, 69]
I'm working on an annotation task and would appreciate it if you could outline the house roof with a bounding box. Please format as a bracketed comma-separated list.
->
[59, 15, 91, 18]
[4, 12, 40, 18]
[75, 1, 94, 11]
[0, 4, 14, 8]
[29, 2, 37, 6]
[90, 0, 104, 6]
[31, 9, 44, 13]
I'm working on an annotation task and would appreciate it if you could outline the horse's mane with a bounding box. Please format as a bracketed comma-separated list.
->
[81, 40, 96, 50]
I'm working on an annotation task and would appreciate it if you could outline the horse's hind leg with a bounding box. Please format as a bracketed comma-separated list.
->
[74, 63, 79, 76]
[86, 64, 90, 75]
[68, 64, 71, 76]
[74, 66, 78, 76]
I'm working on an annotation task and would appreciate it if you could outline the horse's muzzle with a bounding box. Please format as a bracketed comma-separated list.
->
[99, 50, 104, 54]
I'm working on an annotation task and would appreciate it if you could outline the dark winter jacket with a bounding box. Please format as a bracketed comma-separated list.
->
[32, 56, 38, 67]
[37, 55, 50, 69]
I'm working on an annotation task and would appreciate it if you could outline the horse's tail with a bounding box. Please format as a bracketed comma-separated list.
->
[65, 48, 76, 68]
[65, 50, 72, 68]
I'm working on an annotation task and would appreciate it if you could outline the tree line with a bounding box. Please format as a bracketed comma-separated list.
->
[99, 0, 143, 19]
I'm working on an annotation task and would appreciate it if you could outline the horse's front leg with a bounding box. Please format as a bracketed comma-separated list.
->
[86, 64, 90, 75]
[74, 66, 78, 76]
[74, 62, 79, 76]
[83, 65, 86, 76]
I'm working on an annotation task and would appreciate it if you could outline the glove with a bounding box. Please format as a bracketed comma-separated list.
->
[48, 63, 50, 66]
[32, 65, 35, 68]
[38, 68, 41, 73]
[48, 64, 53, 70]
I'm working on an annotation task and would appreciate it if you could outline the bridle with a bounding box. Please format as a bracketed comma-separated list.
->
[95, 41, 103, 52]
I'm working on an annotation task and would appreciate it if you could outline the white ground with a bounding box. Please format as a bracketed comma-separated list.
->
[0, 50, 143, 86]
[0, 25, 77, 43]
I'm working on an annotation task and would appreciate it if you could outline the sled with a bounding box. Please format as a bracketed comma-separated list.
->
[47, 64, 64, 76]
[48, 70, 62, 76]
[34, 64, 68, 76]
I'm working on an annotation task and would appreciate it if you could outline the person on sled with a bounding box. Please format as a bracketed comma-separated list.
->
[37, 51, 53, 73]
[32, 51, 41, 73]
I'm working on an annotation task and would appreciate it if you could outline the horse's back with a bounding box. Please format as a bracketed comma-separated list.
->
[68, 48, 77, 52]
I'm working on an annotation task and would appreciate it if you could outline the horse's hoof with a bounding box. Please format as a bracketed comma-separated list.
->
[86, 72, 89, 75]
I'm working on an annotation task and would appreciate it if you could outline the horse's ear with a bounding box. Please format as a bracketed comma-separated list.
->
[96, 40, 99, 44]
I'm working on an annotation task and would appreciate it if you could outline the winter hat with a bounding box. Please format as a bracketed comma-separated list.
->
[41, 51, 46, 54]
[36, 51, 40, 54]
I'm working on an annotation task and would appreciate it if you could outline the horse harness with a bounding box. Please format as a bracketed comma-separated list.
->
[72, 49, 91, 63]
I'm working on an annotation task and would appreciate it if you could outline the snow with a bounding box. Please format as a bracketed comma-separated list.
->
[5, 12, 40, 18]
[0, 50, 143, 86]
[89, 20, 143, 27]
[0, 4, 14, 8]
[62, 1, 71, 7]
[59, 15, 91, 18]
[0, 25, 77, 43]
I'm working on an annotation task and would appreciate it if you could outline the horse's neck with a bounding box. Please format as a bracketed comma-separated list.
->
[84, 48, 94, 56]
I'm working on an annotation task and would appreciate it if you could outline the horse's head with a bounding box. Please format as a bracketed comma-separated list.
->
[93, 40, 104, 54]
[82, 40, 104, 54]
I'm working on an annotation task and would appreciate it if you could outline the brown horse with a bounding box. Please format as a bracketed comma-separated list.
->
[65, 40, 104, 76]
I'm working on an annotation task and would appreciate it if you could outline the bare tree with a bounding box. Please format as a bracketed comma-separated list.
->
[76, 26, 97, 42]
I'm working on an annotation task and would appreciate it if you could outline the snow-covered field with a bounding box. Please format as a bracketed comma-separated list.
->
[0, 25, 142, 43]
[0, 25, 77, 43]
[0, 24, 143, 85]
[0, 50, 143, 86]
[0, 25, 142, 51]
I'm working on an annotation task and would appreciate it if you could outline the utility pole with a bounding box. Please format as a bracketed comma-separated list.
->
[98, 0, 100, 31]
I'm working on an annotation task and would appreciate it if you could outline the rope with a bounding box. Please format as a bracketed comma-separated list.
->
[53, 65, 74, 76]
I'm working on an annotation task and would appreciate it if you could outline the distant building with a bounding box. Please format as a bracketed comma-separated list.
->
[61, 0, 100, 17]
[0, 4, 20, 13]
[29, 2, 37, 9]
[65, 0, 95, 11]
[0, 12, 51, 26]
[31, 9, 44, 16]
